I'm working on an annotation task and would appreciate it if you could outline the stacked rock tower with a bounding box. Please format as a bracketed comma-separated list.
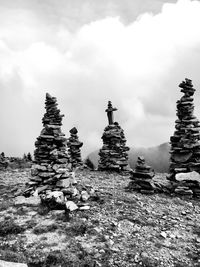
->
[128, 156, 155, 194]
[169, 78, 200, 180]
[67, 127, 83, 168]
[98, 101, 130, 171]
[27, 93, 74, 196]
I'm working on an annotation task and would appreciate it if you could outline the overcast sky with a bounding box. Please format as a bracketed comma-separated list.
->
[1, 0, 200, 158]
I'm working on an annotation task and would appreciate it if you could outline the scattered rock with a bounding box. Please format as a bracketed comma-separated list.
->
[160, 232, 167, 239]
[81, 190, 90, 201]
[66, 201, 78, 211]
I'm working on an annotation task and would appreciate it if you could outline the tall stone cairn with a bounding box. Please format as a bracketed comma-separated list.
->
[169, 79, 200, 198]
[98, 101, 130, 172]
[67, 127, 83, 168]
[169, 78, 200, 179]
[26, 93, 75, 199]
[22, 93, 98, 211]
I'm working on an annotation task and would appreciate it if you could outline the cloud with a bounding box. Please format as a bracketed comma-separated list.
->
[0, 0, 200, 158]
[0, 0, 177, 31]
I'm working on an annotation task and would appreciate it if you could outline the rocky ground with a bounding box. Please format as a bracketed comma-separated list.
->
[0, 169, 200, 267]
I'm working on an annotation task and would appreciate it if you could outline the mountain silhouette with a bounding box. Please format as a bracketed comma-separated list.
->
[86, 142, 170, 173]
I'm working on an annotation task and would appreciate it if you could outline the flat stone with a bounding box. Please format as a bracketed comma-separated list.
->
[56, 178, 71, 188]
[171, 152, 192, 163]
[79, 205, 90, 210]
[30, 176, 42, 182]
[32, 164, 47, 171]
[55, 168, 67, 174]
[37, 185, 49, 194]
[38, 172, 55, 178]
[14, 196, 41, 206]
[0, 260, 27, 267]
[175, 171, 200, 183]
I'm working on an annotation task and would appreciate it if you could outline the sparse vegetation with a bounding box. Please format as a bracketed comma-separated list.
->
[193, 224, 200, 236]
[64, 220, 88, 236]
[0, 201, 12, 211]
[0, 169, 200, 267]
[0, 219, 25, 236]
[33, 223, 58, 235]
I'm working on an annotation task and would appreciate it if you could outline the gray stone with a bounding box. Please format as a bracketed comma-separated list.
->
[66, 201, 78, 211]
[175, 171, 200, 183]
[0, 260, 27, 267]
[81, 190, 90, 201]
[14, 196, 40, 206]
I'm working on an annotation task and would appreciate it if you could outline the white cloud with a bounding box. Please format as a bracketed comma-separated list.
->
[1, 0, 200, 157]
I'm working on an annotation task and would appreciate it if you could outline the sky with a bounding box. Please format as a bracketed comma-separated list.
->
[1, 0, 200, 158]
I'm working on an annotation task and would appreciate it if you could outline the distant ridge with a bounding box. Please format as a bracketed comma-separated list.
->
[87, 142, 170, 173]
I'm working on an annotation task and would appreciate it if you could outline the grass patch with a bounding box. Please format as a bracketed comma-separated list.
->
[0, 219, 25, 236]
[26, 220, 38, 229]
[37, 204, 50, 216]
[0, 249, 26, 263]
[0, 201, 12, 211]
[193, 224, 200, 236]
[33, 223, 58, 235]
[64, 220, 88, 237]
[26, 249, 96, 267]
[15, 206, 29, 216]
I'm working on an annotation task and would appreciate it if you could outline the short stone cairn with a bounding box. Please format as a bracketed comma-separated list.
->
[98, 101, 130, 172]
[0, 153, 7, 170]
[67, 127, 83, 168]
[24, 93, 93, 212]
[169, 78, 200, 198]
[128, 156, 155, 194]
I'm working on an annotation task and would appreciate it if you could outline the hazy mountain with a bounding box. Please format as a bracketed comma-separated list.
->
[87, 142, 170, 173]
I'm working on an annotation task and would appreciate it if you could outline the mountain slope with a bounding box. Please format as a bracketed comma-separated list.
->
[87, 142, 170, 173]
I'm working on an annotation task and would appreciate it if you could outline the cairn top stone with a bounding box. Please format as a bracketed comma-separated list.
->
[46, 92, 52, 98]
[70, 127, 78, 134]
[105, 101, 117, 125]
[179, 78, 195, 96]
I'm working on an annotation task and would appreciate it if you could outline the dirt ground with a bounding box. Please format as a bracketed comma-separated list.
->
[0, 169, 200, 267]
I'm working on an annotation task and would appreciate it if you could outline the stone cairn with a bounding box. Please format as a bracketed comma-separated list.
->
[24, 93, 93, 211]
[67, 127, 83, 168]
[98, 101, 130, 172]
[128, 156, 155, 194]
[0, 153, 7, 170]
[169, 78, 200, 198]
